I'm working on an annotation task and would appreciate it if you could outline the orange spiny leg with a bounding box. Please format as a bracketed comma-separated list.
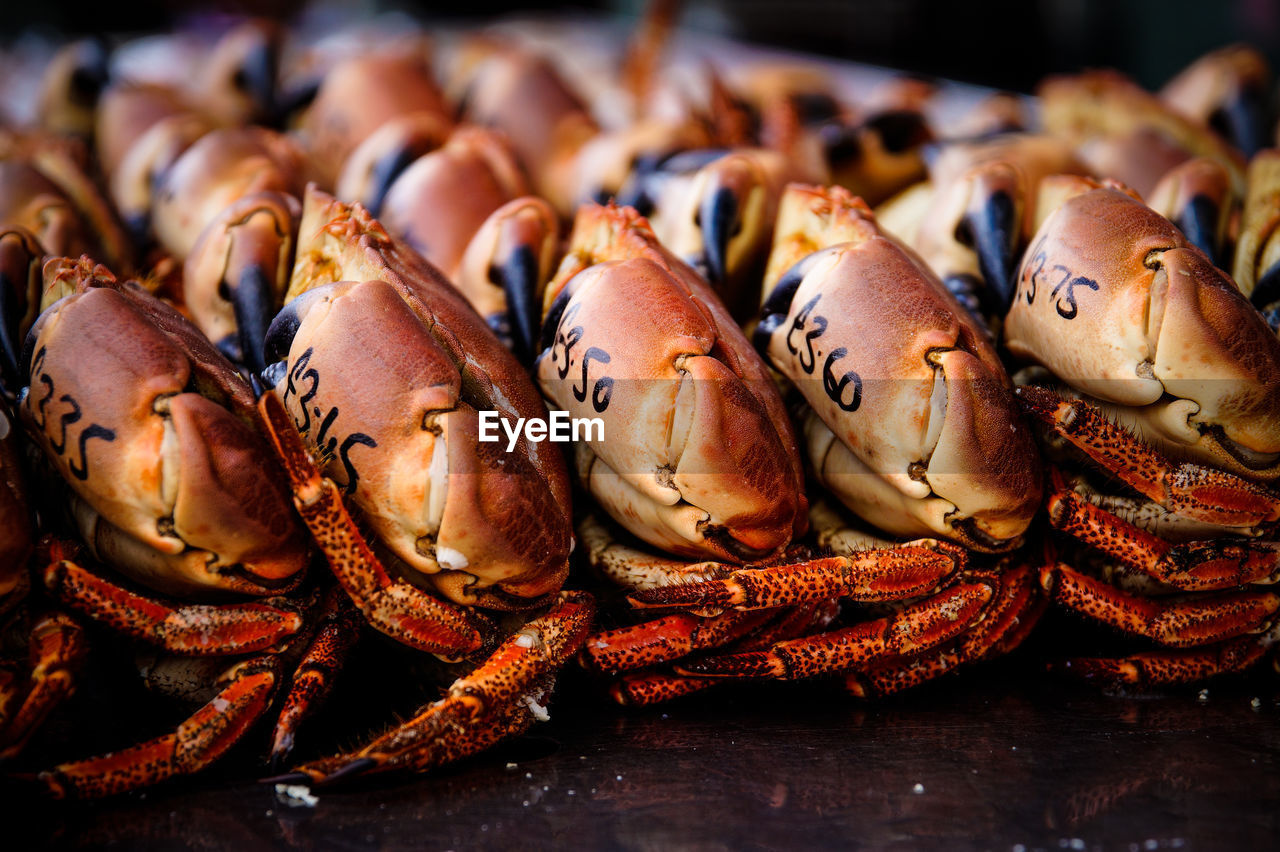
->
[35, 656, 279, 799]
[257, 391, 486, 657]
[675, 581, 993, 680]
[1040, 563, 1279, 647]
[277, 591, 594, 786]
[44, 558, 302, 655]
[732, 598, 843, 651]
[601, 600, 841, 706]
[1018, 386, 1280, 529]
[269, 587, 362, 766]
[610, 670, 718, 706]
[0, 612, 88, 759]
[846, 563, 1046, 698]
[1054, 636, 1269, 686]
[1047, 487, 1280, 591]
[581, 608, 778, 674]
[626, 543, 967, 611]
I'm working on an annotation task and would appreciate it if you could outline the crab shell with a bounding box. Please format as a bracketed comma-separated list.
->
[535, 203, 806, 562]
[151, 126, 310, 261]
[270, 186, 572, 607]
[20, 259, 307, 598]
[758, 187, 1041, 550]
[1004, 186, 1280, 481]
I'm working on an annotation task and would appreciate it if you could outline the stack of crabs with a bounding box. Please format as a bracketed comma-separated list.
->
[0, 9, 1277, 800]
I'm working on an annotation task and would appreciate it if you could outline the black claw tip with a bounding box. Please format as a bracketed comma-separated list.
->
[260, 771, 312, 786]
[1251, 260, 1280, 315]
[320, 757, 378, 785]
[1175, 194, 1221, 265]
[700, 184, 739, 288]
[229, 266, 276, 375]
[494, 244, 541, 364]
[963, 189, 1017, 316]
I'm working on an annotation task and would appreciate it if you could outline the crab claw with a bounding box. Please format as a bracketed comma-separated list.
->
[35, 38, 110, 140]
[183, 191, 300, 373]
[1160, 44, 1271, 159]
[1233, 149, 1280, 325]
[648, 150, 787, 320]
[334, 113, 452, 217]
[912, 160, 1025, 321]
[0, 227, 44, 395]
[453, 197, 559, 361]
[199, 19, 282, 126]
[1212, 88, 1266, 160]
[1148, 157, 1234, 265]
[962, 183, 1019, 315]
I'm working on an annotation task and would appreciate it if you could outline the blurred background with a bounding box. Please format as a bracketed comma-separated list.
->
[4, 0, 1279, 93]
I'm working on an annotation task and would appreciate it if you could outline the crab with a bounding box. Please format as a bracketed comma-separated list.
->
[718, 183, 1046, 693]
[7, 256, 348, 798]
[535, 201, 1024, 704]
[254, 186, 591, 784]
[1004, 180, 1280, 685]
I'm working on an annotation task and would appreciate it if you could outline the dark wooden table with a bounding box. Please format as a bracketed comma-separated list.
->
[11, 620, 1280, 852]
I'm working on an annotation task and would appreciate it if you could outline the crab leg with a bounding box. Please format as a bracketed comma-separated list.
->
[609, 670, 718, 706]
[1054, 635, 1269, 686]
[1040, 563, 1279, 646]
[1019, 387, 1280, 530]
[1046, 486, 1280, 591]
[257, 391, 486, 657]
[846, 563, 1045, 698]
[675, 580, 993, 680]
[604, 598, 842, 705]
[0, 613, 87, 759]
[36, 656, 279, 799]
[275, 591, 594, 786]
[581, 608, 778, 674]
[269, 587, 362, 766]
[626, 542, 966, 611]
[43, 558, 303, 655]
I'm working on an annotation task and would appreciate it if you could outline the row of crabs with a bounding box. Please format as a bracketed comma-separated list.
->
[0, 16, 1278, 799]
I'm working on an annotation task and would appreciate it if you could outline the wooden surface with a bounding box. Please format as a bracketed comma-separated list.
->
[12, 619, 1280, 851]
